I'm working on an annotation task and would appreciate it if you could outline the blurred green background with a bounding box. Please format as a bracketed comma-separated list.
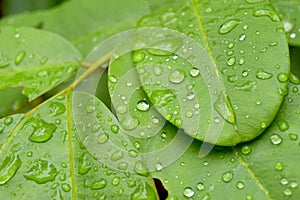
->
[0, 0, 68, 16]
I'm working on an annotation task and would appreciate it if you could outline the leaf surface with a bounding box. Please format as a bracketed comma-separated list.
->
[271, 0, 300, 46]
[0, 26, 82, 101]
[135, 0, 290, 146]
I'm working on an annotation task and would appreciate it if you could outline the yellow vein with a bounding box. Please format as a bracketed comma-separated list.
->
[66, 92, 76, 199]
[234, 148, 273, 199]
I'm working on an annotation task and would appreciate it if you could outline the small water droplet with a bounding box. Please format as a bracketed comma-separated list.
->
[112, 176, 120, 186]
[190, 68, 200, 77]
[155, 162, 163, 171]
[116, 105, 127, 114]
[284, 188, 292, 196]
[49, 102, 66, 116]
[239, 34, 246, 41]
[187, 92, 195, 100]
[136, 100, 150, 111]
[213, 94, 236, 127]
[121, 117, 139, 130]
[91, 179, 107, 190]
[289, 133, 298, 141]
[168, 70, 185, 84]
[128, 149, 138, 157]
[222, 171, 233, 183]
[4, 117, 13, 126]
[219, 20, 240, 34]
[290, 181, 298, 188]
[277, 120, 289, 131]
[275, 161, 284, 171]
[280, 178, 288, 185]
[110, 150, 124, 161]
[108, 75, 118, 83]
[111, 124, 119, 133]
[236, 181, 245, 189]
[270, 134, 282, 145]
[14, 51, 26, 65]
[277, 73, 289, 83]
[62, 183, 71, 192]
[256, 68, 273, 80]
[241, 145, 251, 155]
[133, 51, 146, 63]
[97, 132, 109, 144]
[227, 57, 236, 66]
[197, 182, 204, 191]
[289, 74, 300, 84]
[183, 187, 195, 197]
[153, 66, 163, 76]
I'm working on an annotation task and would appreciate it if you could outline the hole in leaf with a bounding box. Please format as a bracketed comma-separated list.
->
[154, 178, 168, 200]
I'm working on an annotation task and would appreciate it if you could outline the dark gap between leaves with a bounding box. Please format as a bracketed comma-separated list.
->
[154, 178, 168, 200]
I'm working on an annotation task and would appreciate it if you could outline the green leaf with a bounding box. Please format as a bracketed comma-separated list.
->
[0, 0, 152, 56]
[0, 26, 82, 101]
[150, 80, 300, 199]
[134, 0, 289, 146]
[271, 0, 300, 46]
[0, 92, 158, 199]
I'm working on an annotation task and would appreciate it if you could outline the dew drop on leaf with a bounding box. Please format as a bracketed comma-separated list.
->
[236, 181, 245, 189]
[253, 9, 280, 22]
[23, 159, 58, 184]
[110, 124, 119, 134]
[62, 183, 71, 192]
[0, 153, 21, 185]
[284, 188, 292, 196]
[277, 120, 289, 131]
[183, 187, 195, 197]
[134, 161, 148, 177]
[197, 182, 204, 191]
[78, 153, 91, 175]
[130, 182, 157, 200]
[108, 75, 118, 83]
[150, 89, 176, 107]
[270, 134, 282, 145]
[112, 176, 120, 186]
[136, 100, 150, 111]
[97, 132, 109, 144]
[14, 51, 26, 65]
[91, 178, 107, 190]
[222, 171, 233, 183]
[219, 20, 240, 34]
[49, 102, 66, 116]
[227, 57, 236, 66]
[256, 68, 273, 80]
[275, 161, 284, 171]
[190, 68, 200, 77]
[110, 150, 124, 161]
[241, 145, 251, 155]
[168, 69, 185, 84]
[277, 73, 289, 83]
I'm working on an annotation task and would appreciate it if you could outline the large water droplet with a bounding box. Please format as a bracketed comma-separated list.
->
[256, 68, 273, 80]
[23, 117, 57, 143]
[0, 153, 21, 185]
[222, 171, 233, 183]
[168, 70, 185, 84]
[219, 20, 240, 34]
[97, 132, 109, 144]
[133, 51, 146, 63]
[49, 102, 66, 116]
[78, 153, 91, 175]
[277, 73, 289, 83]
[62, 183, 71, 192]
[23, 159, 58, 184]
[136, 100, 150, 111]
[15, 51, 26, 65]
[241, 145, 251, 155]
[91, 178, 107, 190]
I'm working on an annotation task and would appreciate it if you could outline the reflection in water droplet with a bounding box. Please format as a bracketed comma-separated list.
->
[222, 172, 233, 183]
[23, 159, 58, 184]
[155, 162, 163, 171]
[227, 57, 236, 66]
[270, 134, 282, 145]
[168, 70, 185, 84]
[241, 145, 251, 155]
[136, 100, 150, 111]
[239, 34, 246, 41]
[219, 20, 240, 34]
[183, 187, 195, 197]
[280, 178, 288, 185]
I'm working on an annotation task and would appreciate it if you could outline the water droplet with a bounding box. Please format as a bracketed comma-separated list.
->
[40, 57, 48, 65]
[91, 179, 107, 190]
[227, 57, 236, 66]
[155, 162, 163, 171]
[150, 89, 176, 107]
[242, 70, 249, 77]
[213, 94, 236, 127]
[270, 134, 282, 145]
[289, 74, 300, 84]
[130, 182, 156, 200]
[136, 100, 150, 111]
[110, 150, 124, 161]
[280, 178, 288, 185]
[49, 102, 66, 116]
[121, 117, 139, 130]
[128, 149, 138, 157]
[133, 51, 146, 63]
[187, 92, 195, 100]
[197, 182, 204, 191]
[289, 133, 298, 141]
[241, 145, 251, 155]
[97, 132, 109, 144]
[277, 73, 289, 83]
[236, 181, 245, 189]
[23, 159, 58, 184]
[246, 194, 253, 200]
[256, 68, 273, 80]
[275, 161, 284, 171]
[111, 124, 119, 134]
[0, 153, 21, 185]
[185, 111, 193, 118]
[190, 68, 200, 77]
[116, 105, 127, 114]
[290, 181, 298, 188]
[23, 117, 57, 143]
[62, 183, 71, 192]
[134, 161, 148, 177]
[222, 172, 233, 183]
[78, 153, 91, 175]
[234, 81, 257, 91]
[15, 51, 26, 65]
[277, 120, 289, 131]
[112, 176, 120, 186]
[183, 187, 195, 197]
[239, 34, 246, 41]
[219, 20, 240, 34]
[284, 188, 292, 196]
[4, 117, 13, 126]
[168, 70, 185, 84]
[108, 75, 118, 83]
[253, 9, 280, 22]
[153, 66, 163, 76]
